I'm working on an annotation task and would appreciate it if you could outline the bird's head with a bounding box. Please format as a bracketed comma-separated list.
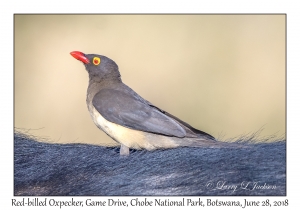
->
[70, 51, 121, 82]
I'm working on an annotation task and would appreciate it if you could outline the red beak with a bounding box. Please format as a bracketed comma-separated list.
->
[70, 51, 90, 64]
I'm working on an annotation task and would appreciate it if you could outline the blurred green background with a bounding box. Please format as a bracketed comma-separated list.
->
[14, 15, 285, 146]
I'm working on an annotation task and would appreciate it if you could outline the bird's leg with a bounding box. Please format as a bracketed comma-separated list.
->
[120, 144, 130, 156]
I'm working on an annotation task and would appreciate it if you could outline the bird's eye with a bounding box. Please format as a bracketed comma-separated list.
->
[93, 57, 101, 65]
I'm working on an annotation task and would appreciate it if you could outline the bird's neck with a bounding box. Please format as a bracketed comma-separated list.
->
[89, 75, 122, 85]
[87, 77, 122, 96]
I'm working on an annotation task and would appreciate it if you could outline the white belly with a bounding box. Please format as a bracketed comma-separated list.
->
[89, 105, 180, 150]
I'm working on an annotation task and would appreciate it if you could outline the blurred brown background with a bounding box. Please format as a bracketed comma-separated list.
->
[14, 15, 285, 146]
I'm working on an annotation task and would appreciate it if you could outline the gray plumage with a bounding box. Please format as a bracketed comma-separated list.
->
[71, 51, 225, 155]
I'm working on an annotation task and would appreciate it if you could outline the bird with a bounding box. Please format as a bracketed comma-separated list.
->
[70, 51, 221, 155]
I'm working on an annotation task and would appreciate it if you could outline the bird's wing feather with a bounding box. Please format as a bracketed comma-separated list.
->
[147, 103, 215, 140]
[92, 89, 186, 137]
[142, 98, 215, 140]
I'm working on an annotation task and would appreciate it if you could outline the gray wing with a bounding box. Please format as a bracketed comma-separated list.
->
[92, 89, 186, 137]
[146, 102, 215, 140]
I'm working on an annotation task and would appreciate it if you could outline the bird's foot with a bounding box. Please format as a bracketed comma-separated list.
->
[120, 144, 130, 156]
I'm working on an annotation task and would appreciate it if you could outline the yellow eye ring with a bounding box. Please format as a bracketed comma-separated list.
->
[93, 57, 101, 65]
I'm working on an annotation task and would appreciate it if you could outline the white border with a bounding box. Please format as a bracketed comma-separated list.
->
[1, 0, 299, 209]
